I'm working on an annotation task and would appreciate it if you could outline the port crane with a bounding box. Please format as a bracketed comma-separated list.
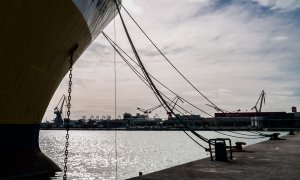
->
[137, 104, 163, 118]
[167, 96, 184, 118]
[251, 90, 266, 113]
[54, 94, 67, 126]
[137, 96, 184, 118]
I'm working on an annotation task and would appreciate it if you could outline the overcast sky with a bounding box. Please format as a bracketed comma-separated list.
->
[43, 0, 300, 121]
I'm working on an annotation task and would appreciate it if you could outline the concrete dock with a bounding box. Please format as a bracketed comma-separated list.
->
[130, 133, 300, 180]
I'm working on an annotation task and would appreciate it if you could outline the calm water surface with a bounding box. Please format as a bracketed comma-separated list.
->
[39, 130, 286, 179]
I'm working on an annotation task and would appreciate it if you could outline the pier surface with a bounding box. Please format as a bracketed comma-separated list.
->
[131, 133, 300, 180]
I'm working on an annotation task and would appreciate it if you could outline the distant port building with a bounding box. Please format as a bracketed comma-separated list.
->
[163, 114, 210, 128]
[123, 113, 162, 128]
[215, 108, 300, 129]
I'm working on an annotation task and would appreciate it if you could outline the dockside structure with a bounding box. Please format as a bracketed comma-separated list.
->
[215, 111, 300, 129]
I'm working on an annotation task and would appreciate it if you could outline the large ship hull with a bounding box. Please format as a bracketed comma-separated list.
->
[0, 0, 119, 178]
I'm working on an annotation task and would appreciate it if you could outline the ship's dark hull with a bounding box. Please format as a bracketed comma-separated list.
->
[0, 125, 60, 178]
[0, 0, 119, 178]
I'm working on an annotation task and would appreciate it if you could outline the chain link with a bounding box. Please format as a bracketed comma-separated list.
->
[63, 53, 74, 180]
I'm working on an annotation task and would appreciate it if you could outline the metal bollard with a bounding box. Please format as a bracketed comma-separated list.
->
[215, 142, 228, 162]
[139, 172, 143, 176]
[235, 142, 246, 151]
[288, 130, 295, 135]
[270, 133, 280, 140]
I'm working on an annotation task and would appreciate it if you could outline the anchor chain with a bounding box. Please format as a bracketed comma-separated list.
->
[63, 52, 74, 180]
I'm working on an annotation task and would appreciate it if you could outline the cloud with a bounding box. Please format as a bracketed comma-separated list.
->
[253, 0, 300, 12]
[43, 0, 300, 121]
[272, 35, 289, 42]
[189, 0, 212, 3]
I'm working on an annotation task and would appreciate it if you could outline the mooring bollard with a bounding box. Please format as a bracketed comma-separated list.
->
[288, 130, 295, 135]
[235, 142, 246, 151]
[139, 172, 143, 176]
[270, 133, 280, 140]
[215, 142, 228, 162]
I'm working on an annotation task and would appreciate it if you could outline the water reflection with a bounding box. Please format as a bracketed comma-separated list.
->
[39, 130, 286, 179]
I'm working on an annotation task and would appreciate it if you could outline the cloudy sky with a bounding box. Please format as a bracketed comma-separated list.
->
[43, 0, 300, 121]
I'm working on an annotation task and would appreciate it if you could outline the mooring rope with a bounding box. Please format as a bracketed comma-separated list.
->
[115, 0, 224, 112]
[113, 0, 212, 150]
[228, 131, 265, 137]
[215, 131, 267, 139]
[103, 33, 202, 118]
[102, 32, 213, 118]
[111, 0, 274, 146]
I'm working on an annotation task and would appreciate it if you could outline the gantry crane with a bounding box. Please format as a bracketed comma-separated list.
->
[251, 90, 266, 113]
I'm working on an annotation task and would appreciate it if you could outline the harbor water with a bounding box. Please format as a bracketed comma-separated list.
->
[40, 130, 286, 179]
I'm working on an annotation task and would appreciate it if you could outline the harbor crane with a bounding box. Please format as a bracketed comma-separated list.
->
[54, 94, 67, 127]
[137, 104, 163, 118]
[138, 96, 184, 118]
[167, 96, 184, 118]
[251, 90, 266, 113]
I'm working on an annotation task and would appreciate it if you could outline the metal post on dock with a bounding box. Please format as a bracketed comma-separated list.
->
[208, 138, 233, 162]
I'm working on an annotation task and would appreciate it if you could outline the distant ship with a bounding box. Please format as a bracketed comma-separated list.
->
[0, 0, 120, 178]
